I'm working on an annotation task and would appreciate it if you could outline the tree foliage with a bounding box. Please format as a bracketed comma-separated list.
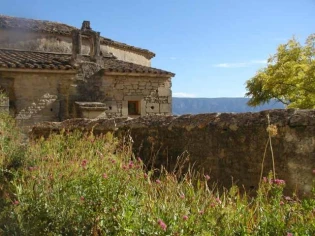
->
[246, 34, 315, 108]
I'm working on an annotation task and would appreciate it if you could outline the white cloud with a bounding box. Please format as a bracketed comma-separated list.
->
[173, 92, 196, 98]
[212, 60, 267, 68]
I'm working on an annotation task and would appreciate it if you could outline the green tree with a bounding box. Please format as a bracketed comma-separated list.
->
[246, 34, 315, 108]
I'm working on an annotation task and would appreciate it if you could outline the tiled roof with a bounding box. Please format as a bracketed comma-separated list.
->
[0, 48, 76, 70]
[0, 15, 155, 59]
[0, 48, 174, 76]
[103, 57, 175, 76]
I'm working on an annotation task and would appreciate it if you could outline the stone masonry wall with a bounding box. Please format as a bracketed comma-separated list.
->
[0, 71, 75, 131]
[75, 72, 172, 118]
[31, 109, 315, 196]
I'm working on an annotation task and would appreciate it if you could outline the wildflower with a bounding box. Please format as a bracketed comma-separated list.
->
[157, 219, 167, 231]
[80, 196, 85, 201]
[262, 177, 267, 183]
[199, 210, 204, 215]
[122, 164, 128, 170]
[287, 233, 293, 236]
[284, 196, 292, 201]
[280, 201, 284, 205]
[128, 161, 134, 169]
[183, 215, 188, 221]
[180, 194, 185, 199]
[144, 173, 148, 178]
[81, 159, 88, 168]
[204, 175, 210, 181]
[102, 173, 108, 179]
[273, 179, 285, 185]
[156, 179, 161, 184]
[313, 169, 315, 174]
[216, 197, 222, 204]
[13, 200, 19, 205]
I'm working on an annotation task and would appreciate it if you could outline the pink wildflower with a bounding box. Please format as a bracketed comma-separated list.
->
[204, 175, 210, 181]
[280, 201, 284, 205]
[183, 215, 188, 221]
[122, 164, 128, 170]
[216, 197, 222, 204]
[144, 173, 148, 178]
[13, 200, 19, 205]
[81, 159, 88, 168]
[180, 194, 185, 199]
[199, 210, 204, 215]
[156, 179, 161, 184]
[128, 161, 134, 169]
[157, 219, 167, 231]
[262, 177, 267, 183]
[287, 233, 293, 236]
[102, 173, 108, 179]
[273, 179, 285, 185]
[312, 169, 315, 174]
[80, 196, 85, 201]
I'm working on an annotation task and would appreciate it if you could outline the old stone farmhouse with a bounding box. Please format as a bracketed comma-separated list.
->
[0, 15, 175, 129]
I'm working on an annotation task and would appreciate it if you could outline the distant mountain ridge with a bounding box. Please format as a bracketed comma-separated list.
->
[172, 97, 285, 115]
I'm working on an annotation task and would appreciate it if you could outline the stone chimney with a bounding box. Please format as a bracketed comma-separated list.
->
[71, 21, 101, 62]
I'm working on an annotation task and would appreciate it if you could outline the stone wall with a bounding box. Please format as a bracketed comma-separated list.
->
[31, 109, 315, 196]
[0, 71, 75, 131]
[75, 72, 172, 118]
[0, 30, 151, 66]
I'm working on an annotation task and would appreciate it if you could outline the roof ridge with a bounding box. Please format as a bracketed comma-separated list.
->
[0, 15, 156, 59]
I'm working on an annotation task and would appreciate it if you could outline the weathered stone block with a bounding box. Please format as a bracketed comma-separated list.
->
[146, 103, 159, 113]
[158, 87, 171, 97]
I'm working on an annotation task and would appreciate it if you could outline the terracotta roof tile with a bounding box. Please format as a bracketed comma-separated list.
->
[0, 49, 76, 70]
[0, 15, 155, 59]
[102, 57, 175, 76]
[0, 49, 175, 76]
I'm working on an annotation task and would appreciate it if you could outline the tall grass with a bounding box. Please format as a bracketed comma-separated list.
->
[0, 114, 315, 235]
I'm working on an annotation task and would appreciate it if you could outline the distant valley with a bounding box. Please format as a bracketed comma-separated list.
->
[172, 97, 285, 115]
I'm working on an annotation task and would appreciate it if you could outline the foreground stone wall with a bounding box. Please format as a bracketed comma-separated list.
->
[31, 109, 315, 195]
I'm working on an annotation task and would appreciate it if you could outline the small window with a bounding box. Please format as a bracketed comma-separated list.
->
[128, 101, 140, 115]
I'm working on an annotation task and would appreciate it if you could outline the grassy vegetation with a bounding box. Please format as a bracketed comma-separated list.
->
[1, 112, 315, 235]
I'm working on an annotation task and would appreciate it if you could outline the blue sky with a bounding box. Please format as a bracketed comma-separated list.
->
[2, 0, 315, 98]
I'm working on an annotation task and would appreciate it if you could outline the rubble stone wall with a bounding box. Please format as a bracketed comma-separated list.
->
[31, 109, 315, 195]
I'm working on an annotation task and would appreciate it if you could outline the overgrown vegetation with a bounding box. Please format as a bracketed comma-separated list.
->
[1, 113, 315, 235]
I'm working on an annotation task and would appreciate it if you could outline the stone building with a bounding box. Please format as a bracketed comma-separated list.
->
[0, 15, 175, 129]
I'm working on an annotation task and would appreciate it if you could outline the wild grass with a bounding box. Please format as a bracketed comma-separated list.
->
[0, 113, 315, 235]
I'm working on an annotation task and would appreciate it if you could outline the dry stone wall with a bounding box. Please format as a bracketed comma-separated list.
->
[31, 109, 315, 196]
